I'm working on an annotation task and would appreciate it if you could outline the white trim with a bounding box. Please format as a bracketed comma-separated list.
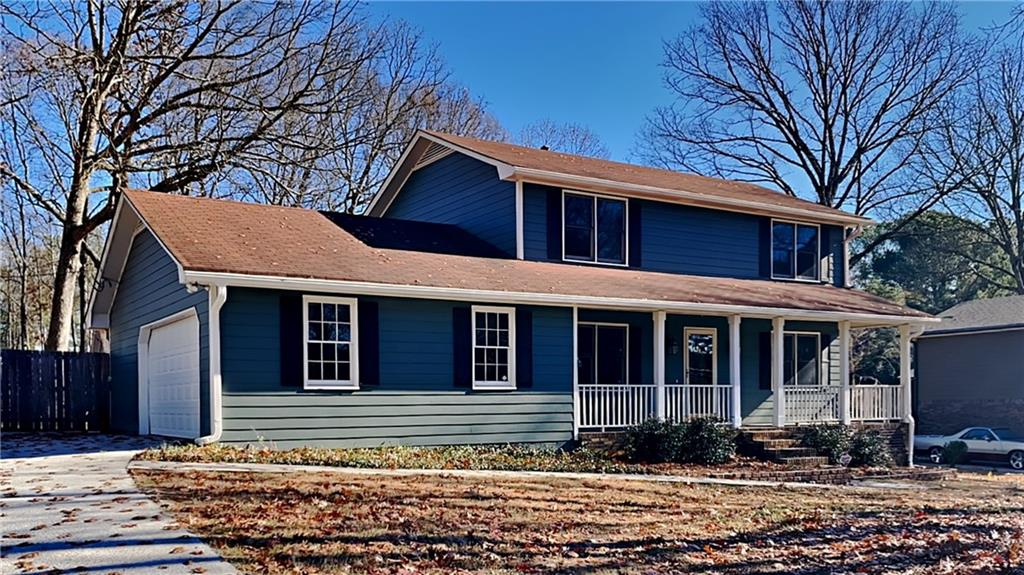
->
[654, 311, 667, 420]
[577, 321, 631, 385]
[772, 317, 786, 426]
[181, 270, 939, 326]
[683, 327, 718, 385]
[302, 295, 360, 391]
[728, 315, 742, 427]
[770, 219, 822, 283]
[137, 307, 201, 437]
[471, 305, 517, 390]
[561, 189, 629, 267]
[196, 285, 227, 445]
[515, 180, 524, 259]
[899, 324, 915, 467]
[838, 320, 852, 425]
[572, 306, 580, 438]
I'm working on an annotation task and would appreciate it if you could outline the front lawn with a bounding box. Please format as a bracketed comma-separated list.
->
[133, 468, 1024, 574]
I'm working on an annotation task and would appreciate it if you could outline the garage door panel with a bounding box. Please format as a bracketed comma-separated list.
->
[146, 313, 200, 439]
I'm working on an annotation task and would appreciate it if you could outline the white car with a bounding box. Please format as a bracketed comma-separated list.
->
[914, 427, 1024, 470]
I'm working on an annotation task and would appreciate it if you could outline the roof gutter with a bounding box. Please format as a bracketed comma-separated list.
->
[195, 283, 227, 446]
[507, 167, 874, 228]
[181, 270, 937, 326]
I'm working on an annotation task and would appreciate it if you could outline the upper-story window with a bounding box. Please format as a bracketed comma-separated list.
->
[563, 191, 627, 265]
[772, 220, 819, 281]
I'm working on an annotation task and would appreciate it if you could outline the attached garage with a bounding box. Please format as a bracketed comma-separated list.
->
[138, 309, 201, 439]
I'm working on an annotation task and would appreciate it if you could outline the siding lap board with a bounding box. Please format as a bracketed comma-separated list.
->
[109, 229, 210, 435]
[220, 288, 573, 447]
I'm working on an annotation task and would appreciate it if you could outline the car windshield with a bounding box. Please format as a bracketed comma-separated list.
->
[993, 428, 1023, 441]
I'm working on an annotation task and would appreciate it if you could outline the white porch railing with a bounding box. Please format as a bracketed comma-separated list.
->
[577, 384, 656, 429]
[850, 385, 904, 421]
[784, 386, 841, 424]
[665, 384, 733, 422]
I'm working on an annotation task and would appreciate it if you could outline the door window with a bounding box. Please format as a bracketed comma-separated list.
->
[684, 328, 716, 385]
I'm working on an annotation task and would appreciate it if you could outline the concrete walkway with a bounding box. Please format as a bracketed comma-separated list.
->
[1, 434, 237, 575]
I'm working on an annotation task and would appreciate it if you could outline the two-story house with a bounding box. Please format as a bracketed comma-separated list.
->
[87, 130, 934, 454]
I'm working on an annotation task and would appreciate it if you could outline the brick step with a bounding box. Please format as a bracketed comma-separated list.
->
[759, 438, 799, 449]
[747, 430, 799, 442]
[778, 456, 831, 468]
[765, 447, 819, 459]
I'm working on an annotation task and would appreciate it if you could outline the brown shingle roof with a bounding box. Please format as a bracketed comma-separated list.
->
[124, 190, 929, 320]
[422, 131, 867, 224]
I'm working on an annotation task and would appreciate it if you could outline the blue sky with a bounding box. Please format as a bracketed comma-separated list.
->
[368, 1, 1019, 162]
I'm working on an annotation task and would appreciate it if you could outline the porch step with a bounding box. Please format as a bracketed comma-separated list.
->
[776, 456, 831, 468]
[760, 438, 799, 449]
[764, 447, 819, 459]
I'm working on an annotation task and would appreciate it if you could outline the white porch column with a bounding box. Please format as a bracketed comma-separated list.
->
[899, 323, 915, 467]
[772, 317, 786, 427]
[572, 306, 580, 439]
[728, 315, 742, 428]
[654, 310, 667, 420]
[839, 320, 852, 424]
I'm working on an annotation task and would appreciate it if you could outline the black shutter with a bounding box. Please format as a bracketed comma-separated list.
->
[759, 218, 772, 278]
[629, 324, 643, 385]
[280, 293, 304, 387]
[758, 332, 772, 390]
[452, 306, 472, 388]
[628, 199, 642, 267]
[516, 307, 533, 388]
[546, 188, 562, 260]
[358, 300, 380, 386]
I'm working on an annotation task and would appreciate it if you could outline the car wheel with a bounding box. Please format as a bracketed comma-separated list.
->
[929, 446, 943, 464]
[1010, 450, 1024, 471]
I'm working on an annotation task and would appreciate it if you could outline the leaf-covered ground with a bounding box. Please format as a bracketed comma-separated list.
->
[132, 469, 1024, 574]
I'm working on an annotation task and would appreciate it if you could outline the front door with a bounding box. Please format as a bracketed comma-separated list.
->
[684, 328, 718, 417]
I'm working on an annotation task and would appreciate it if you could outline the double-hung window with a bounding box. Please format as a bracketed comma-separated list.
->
[304, 296, 358, 390]
[563, 191, 627, 265]
[472, 306, 516, 390]
[782, 332, 820, 387]
[772, 220, 820, 281]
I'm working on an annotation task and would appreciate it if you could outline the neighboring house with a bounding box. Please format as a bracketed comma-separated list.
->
[87, 130, 934, 450]
[914, 295, 1024, 434]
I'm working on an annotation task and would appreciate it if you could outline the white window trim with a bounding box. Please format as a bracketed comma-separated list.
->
[770, 219, 821, 283]
[578, 321, 630, 386]
[683, 327, 718, 386]
[302, 295, 359, 391]
[471, 305, 517, 390]
[561, 190, 629, 267]
[782, 331, 821, 387]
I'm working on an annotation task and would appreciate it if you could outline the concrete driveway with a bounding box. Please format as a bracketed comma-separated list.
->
[1, 433, 237, 574]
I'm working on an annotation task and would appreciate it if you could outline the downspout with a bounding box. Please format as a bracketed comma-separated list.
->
[196, 284, 228, 445]
[843, 225, 864, 288]
[903, 325, 926, 468]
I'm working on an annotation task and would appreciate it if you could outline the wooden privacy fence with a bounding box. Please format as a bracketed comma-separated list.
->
[1, 349, 111, 432]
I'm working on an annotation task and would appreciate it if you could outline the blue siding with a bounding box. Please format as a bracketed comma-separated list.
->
[109, 230, 209, 435]
[386, 152, 516, 256]
[219, 288, 574, 447]
[520, 182, 848, 286]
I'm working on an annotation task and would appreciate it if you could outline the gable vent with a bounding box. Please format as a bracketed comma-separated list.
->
[414, 142, 454, 170]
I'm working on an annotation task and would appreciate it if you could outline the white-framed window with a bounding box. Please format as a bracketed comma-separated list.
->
[562, 190, 628, 266]
[782, 331, 821, 387]
[303, 295, 359, 390]
[577, 322, 629, 386]
[472, 305, 516, 390]
[771, 219, 820, 281]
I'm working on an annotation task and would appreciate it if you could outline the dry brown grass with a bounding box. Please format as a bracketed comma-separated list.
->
[133, 468, 1024, 575]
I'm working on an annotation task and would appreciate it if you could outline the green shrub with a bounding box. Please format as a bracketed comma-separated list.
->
[942, 440, 969, 465]
[801, 424, 853, 465]
[624, 417, 736, 465]
[849, 429, 893, 467]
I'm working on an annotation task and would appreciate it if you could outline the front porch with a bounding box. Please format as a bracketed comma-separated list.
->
[571, 308, 916, 433]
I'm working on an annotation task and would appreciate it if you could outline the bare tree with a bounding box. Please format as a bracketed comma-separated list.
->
[0, 1, 496, 350]
[638, 0, 980, 262]
[517, 119, 610, 158]
[913, 16, 1024, 293]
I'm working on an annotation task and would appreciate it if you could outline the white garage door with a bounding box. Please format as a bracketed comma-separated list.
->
[146, 313, 200, 438]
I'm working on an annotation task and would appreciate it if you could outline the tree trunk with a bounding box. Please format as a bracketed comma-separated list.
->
[44, 177, 91, 351]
